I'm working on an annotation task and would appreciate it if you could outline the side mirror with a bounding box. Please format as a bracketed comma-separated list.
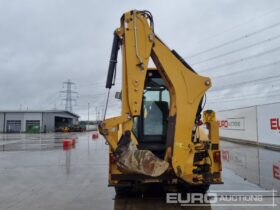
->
[115, 91, 122, 100]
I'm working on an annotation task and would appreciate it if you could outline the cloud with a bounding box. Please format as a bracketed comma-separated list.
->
[0, 0, 279, 119]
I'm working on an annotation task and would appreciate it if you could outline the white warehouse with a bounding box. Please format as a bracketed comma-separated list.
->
[0, 110, 79, 133]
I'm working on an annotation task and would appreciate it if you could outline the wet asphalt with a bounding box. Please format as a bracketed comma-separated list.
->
[0, 132, 279, 210]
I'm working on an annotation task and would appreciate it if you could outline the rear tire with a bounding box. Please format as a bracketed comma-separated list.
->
[115, 186, 131, 196]
[115, 186, 142, 197]
[193, 184, 210, 194]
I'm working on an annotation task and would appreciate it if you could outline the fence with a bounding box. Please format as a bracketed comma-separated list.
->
[216, 102, 280, 147]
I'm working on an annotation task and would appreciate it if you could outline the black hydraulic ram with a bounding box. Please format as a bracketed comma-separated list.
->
[106, 33, 121, 89]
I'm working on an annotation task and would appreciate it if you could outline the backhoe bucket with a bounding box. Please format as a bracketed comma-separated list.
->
[115, 132, 169, 177]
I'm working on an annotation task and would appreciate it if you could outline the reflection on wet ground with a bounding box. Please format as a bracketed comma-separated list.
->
[0, 133, 77, 151]
[220, 141, 280, 195]
[0, 132, 279, 210]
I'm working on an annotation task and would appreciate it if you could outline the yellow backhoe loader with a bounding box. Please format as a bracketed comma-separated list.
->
[99, 10, 222, 195]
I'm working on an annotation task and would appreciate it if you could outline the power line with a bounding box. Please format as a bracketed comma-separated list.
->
[208, 92, 280, 103]
[208, 93, 280, 104]
[212, 60, 280, 79]
[79, 82, 121, 90]
[200, 46, 280, 73]
[207, 91, 280, 106]
[190, 7, 280, 49]
[187, 21, 280, 59]
[210, 74, 280, 91]
[79, 93, 106, 98]
[209, 86, 280, 100]
[192, 34, 280, 65]
[40, 93, 61, 109]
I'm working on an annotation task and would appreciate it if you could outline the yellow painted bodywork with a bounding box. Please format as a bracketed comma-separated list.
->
[100, 10, 222, 185]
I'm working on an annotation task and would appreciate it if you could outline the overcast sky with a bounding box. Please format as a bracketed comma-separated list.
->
[0, 0, 280, 120]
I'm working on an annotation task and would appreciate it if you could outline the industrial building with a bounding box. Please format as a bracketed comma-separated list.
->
[0, 110, 79, 133]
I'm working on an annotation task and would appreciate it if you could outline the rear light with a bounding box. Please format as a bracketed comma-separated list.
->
[109, 153, 116, 163]
[198, 120, 203, 126]
[213, 151, 221, 162]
